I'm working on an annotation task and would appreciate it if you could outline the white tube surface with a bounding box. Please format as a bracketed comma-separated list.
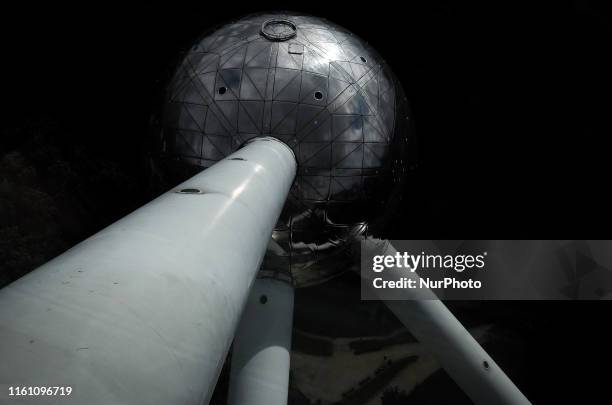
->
[362, 239, 531, 405]
[228, 278, 294, 405]
[0, 138, 296, 405]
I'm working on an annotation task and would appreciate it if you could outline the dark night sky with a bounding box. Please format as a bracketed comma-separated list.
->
[1, 1, 611, 403]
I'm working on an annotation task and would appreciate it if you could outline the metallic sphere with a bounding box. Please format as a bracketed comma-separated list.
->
[151, 12, 414, 287]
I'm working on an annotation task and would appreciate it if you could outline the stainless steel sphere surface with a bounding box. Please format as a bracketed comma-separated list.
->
[151, 12, 414, 287]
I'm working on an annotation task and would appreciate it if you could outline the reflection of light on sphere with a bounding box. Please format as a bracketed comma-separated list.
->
[151, 12, 414, 287]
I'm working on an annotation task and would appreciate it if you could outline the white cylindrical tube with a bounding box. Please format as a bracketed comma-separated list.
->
[362, 239, 531, 405]
[228, 277, 294, 405]
[0, 137, 296, 405]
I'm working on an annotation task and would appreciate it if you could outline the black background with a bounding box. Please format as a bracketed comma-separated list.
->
[1, 1, 611, 403]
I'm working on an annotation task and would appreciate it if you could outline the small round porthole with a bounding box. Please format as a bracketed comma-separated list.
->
[259, 295, 268, 304]
[218, 86, 227, 95]
[483, 360, 490, 370]
[177, 188, 202, 194]
[314, 91, 324, 100]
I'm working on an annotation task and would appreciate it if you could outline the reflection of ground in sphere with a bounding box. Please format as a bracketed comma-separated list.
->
[151, 12, 414, 286]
